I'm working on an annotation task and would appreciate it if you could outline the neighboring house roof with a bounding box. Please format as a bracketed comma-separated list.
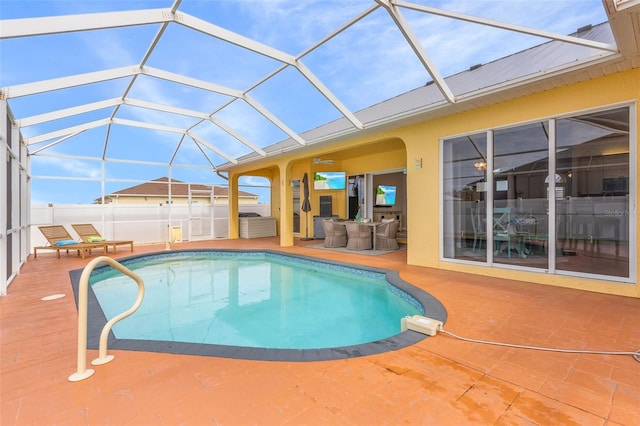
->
[97, 177, 258, 201]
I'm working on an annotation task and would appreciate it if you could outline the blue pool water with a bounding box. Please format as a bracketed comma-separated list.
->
[89, 251, 424, 350]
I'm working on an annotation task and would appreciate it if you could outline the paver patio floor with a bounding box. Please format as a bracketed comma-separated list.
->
[2, 237, 638, 425]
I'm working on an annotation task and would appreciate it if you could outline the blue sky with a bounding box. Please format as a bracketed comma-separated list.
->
[0, 0, 607, 204]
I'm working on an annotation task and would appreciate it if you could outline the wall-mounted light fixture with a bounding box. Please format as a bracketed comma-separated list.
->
[474, 161, 487, 171]
[415, 158, 422, 169]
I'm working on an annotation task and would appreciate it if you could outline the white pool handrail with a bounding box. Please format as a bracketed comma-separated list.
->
[68, 256, 145, 382]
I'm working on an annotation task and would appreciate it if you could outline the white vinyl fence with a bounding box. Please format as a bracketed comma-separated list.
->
[30, 203, 272, 252]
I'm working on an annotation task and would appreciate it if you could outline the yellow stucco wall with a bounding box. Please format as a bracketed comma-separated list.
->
[226, 68, 639, 298]
[229, 141, 407, 244]
[229, 166, 283, 240]
[289, 143, 407, 238]
[399, 69, 639, 298]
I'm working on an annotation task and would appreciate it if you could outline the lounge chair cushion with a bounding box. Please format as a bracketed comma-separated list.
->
[55, 239, 78, 246]
[87, 236, 106, 242]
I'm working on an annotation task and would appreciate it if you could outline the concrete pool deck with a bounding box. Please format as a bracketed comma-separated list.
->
[2, 237, 639, 425]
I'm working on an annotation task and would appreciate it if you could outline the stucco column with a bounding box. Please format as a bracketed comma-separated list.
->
[278, 161, 294, 247]
[228, 173, 240, 239]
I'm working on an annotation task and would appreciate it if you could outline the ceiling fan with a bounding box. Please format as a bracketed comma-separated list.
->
[312, 157, 334, 165]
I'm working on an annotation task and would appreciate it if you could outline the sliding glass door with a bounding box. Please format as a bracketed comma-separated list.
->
[493, 122, 550, 268]
[442, 105, 633, 281]
[554, 107, 630, 278]
[442, 133, 487, 262]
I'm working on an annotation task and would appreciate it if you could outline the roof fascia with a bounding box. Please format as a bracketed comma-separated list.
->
[603, 0, 640, 57]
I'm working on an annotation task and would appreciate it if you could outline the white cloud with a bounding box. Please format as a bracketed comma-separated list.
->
[234, 0, 369, 52]
[32, 155, 103, 179]
[80, 31, 139, 68]
[239, 175, 270, 186]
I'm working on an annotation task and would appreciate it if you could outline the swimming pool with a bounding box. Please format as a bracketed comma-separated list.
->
[70, 250, 447, 361]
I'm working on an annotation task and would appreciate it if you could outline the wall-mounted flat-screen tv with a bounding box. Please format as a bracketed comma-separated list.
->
[375, 185, 396, 206]
[313, 171, 346, 190]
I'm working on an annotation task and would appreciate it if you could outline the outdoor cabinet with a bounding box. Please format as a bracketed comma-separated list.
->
[239, 217, 277, 238]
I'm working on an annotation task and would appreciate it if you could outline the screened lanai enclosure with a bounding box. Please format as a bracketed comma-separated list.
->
[1, 0, 639, 296]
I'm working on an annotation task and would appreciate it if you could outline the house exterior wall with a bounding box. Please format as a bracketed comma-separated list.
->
[227, 68, 639, 298]
[400, 69, 639, 298]
[274, 145, 406, 240]
[231, 167, 282, 240]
